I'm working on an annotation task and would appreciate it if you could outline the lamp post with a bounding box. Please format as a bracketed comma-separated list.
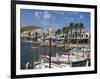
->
[49, 37, 51, 68]
[48, 27, 52, 68]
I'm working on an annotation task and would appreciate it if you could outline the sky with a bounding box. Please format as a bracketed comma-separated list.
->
[20, 9, 90, 31]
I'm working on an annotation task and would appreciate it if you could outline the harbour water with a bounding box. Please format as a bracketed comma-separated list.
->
[21, 41, 61, 69]
[21, 41, 90, 69]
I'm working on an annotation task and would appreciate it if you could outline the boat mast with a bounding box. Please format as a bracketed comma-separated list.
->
[38, 46, 40, 62]
[49, 38, 52, 68]
[33, 47, 35, 68]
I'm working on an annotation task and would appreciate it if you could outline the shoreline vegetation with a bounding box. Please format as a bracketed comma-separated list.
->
[21, 22, 91, 69]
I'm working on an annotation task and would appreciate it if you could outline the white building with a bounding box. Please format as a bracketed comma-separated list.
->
[68, 31, 90, 40]
[21, 28, 49, 41]
[30, 28, 42, 38]
[21, 31, 30, 38]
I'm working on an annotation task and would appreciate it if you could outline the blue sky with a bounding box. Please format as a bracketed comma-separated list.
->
[20, 9, 90, 31]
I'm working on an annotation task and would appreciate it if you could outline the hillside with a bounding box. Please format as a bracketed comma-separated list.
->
[21, 25, 41, 32]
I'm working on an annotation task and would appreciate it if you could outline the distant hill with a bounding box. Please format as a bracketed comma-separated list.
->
[21, 25, 41, 32]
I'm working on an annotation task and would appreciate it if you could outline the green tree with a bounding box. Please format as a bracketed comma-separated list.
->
[74, 23, 79, 41]
[43, 32, 46, 41]
[65, 27, 69, 43]
[28, 32, 31, 37]
[68, 23, 74, 42]
[35, 32, 38, 41]
[79, 23, 85, 43]
[56, 29, 62, 35]
[62, 27, 67, 40]
[28, 32, 31, 40]
[62, 27, 66, 34]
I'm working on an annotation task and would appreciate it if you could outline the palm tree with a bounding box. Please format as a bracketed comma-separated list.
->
[79, 23, 85, 44]
[62, 27, 66, 40]
[67, 23, 74, 63]
[43, 32, 46, 41]
[56, 29, 62, 35]
[69, 23, 74, 38]
[62, 27, 66, 34]
[64, 27, 69, 43]
[74, 23, 79, 43]
[28, 32, 31, 40]
[79, 23, 85, 57]
[35, 32, 38, 41]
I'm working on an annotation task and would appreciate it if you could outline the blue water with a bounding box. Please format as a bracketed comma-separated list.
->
[21, 42, 43, 69]
[21, 41, 61, 69]
[21, 41, 87, 69]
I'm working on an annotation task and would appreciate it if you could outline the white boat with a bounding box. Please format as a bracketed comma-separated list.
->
[25, 40, 33, 43]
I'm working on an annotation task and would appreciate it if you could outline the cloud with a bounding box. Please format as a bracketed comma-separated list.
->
[34, 11, 52, 26]
[65, 12, 84, 20]
[43, 11, 51, 20]
[66, 11, 80, 15]
[55, 11, 65, 15]
[34, 11, 42, 19]
[68, 12, 84, 19]
[34, 10, 56, 26]
[34, 12, 39, 18]
[41, 20, 49, 25]
[79, 15, 84, 19]
[34, 11, 53, 20]
[64, 17, 75, 22]
[52, 16, 56, 20]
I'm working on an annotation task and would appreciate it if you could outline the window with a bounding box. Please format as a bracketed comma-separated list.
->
[86, 34, 88, 38]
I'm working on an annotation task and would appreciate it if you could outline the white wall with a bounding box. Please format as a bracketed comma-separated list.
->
[0, 0, 99, 79]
